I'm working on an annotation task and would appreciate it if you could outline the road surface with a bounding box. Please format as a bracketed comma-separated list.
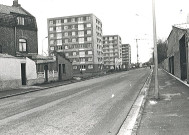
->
[0, 68, 151, 135]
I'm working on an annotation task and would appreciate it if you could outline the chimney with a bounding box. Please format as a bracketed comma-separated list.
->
[13, 0, 21, 7]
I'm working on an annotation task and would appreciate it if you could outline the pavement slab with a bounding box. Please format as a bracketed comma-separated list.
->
[137, 69, 189, 135]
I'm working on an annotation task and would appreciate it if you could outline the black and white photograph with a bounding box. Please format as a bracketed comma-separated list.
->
[0, 0, 189, 134]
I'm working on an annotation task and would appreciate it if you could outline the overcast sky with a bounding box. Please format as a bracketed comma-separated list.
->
[2, 0, 189, 63]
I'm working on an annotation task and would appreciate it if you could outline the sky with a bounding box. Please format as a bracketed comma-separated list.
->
[1, 0, 189, 63]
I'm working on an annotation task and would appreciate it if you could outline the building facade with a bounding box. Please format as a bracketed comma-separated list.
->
[0, 54, 37, 90]
[122, 44, 131, 70]
[161, 24, 189, 83]
[0, 0, 38, 57]
[103, 35, 122, 70]
[47, 14, 103, 74]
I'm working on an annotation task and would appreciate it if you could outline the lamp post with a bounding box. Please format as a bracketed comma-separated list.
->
[152, 0, 159, 99]
[42, 36, 48, 56]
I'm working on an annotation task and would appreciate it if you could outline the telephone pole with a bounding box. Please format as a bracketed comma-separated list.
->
[152, 0, 159, 99]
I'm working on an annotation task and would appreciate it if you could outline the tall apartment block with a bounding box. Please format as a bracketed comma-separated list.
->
[122, 44, 131, 70]
[103, 35, 122, 70]
[47, 14, 103, 73]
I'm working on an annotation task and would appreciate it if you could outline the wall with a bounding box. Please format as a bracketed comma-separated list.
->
[57, 55, 73, 80]
[0, 26, 38, 56]
[0, 57, 22, 90]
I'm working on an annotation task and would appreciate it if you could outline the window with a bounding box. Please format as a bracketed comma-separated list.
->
[78, 31, 84, 37]
[49, 20, 53, 25]
[86, 23, 91, 27]
[88, 51, 92, 55]
[73, 66, 77, 69]
[86, 16, 91, 21]
[114, 36, 117, 39]
[57, 33, 62, 39]
[50, 34, 54, 38]
[72, 31, 76, 36]
[19, 39, 27, 52]
[57, 45, 62, 50]
[64, 25, 68, 30]
[78, 17, 83, 22]
[72, 25, 75, 29]
[50, 40, 54, 44]
[78, 24, 84, 30]
[49, 27, 53, 31]
[79, 51, 85, 57]
[64, 19, 68, 23]
[71, 18, 75, 22]
[57, 40, 62, 45]
[65, 45, 68, 49]
[65, 53, 69, 57]
[17, 17, 24, 25]
[73, 52, 77, 56]
[87, 30, 91, 35]
[64, 32, 68, 36]
[80, 58, 85, 62]
[72, 38, 76, 42]
[50, 46, 54, 50]
[88, 57, 92, 61]
[64, 39, 69, 43]
[87, 37, 92, 41]
[78, 38, 84, 43]
[56, 26, 61, 32]
[88, 65, 93, 69]
[109, 37, 113, 40]
[56, 20, 61, 24]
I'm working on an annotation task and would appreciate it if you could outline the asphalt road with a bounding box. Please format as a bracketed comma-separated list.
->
[0, 68, 151, 135]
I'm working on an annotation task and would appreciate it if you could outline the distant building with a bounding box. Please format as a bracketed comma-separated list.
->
[103, 35, 122, 70]
[122, 44, 131, 70]
[0, 0, 38, 57]
[47, 14, 103, 74]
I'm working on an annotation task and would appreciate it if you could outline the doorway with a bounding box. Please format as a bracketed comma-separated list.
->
[21, 63, 26, 85]
[169, 56, 174, 75]
[179, 35, 187, 80]
[44, 65, 48, 82]
[58, 64, 62, 80]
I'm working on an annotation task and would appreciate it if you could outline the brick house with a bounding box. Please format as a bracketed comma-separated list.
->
[164, 24, 189, 82]
[0, 0, 38, 57]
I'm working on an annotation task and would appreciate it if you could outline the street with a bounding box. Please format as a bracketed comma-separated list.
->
[0, 68, 151, 135]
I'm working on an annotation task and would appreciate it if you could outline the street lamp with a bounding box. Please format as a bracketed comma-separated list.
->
[42, 36, 48, 56]
[152, 0, 159, 99]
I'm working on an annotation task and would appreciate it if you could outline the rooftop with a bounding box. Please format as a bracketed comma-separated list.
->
[0, 4, 27, 15]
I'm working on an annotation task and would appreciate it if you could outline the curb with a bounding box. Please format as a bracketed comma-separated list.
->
[0, 80, 75, 100]
[162, 69, 189, 88]
[117, 70, 153, 135]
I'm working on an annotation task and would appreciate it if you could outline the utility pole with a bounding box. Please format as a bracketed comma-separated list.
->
[135, 38, 147, 67]
[135, 39, 139, 65]
[152, 0, 159, 99]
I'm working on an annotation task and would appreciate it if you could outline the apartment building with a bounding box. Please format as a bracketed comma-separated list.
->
[103, 35, 122, 70]
[122, 44, 131, 70]
[47, 14, 103, 73]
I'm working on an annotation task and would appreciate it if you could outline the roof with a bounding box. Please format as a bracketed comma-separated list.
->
[173, 23, 189, 30]
[0, 4, 27, 15]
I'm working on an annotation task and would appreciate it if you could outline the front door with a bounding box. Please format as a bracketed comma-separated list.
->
[44, 65, 48, 82]
[21, 63, 26, 85]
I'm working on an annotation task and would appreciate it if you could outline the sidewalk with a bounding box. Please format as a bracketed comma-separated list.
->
[137, 69, 189, 135]
[0, 79, 77, 99]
